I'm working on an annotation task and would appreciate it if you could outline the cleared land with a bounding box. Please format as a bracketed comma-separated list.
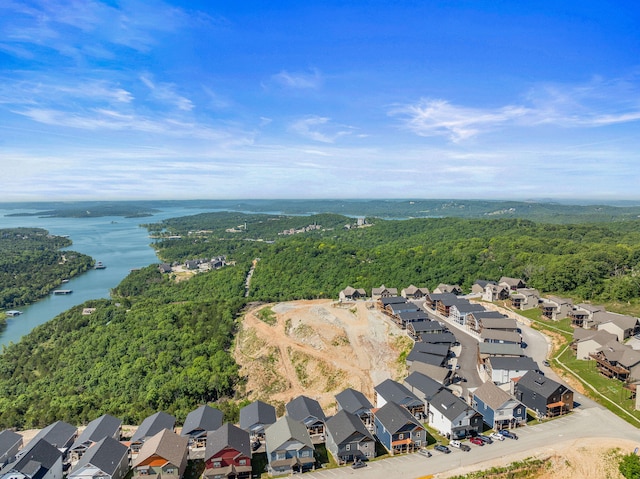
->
[234, 299, 412, 414]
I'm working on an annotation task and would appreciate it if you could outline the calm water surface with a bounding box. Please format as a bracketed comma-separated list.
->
[0, 207, 217, 347]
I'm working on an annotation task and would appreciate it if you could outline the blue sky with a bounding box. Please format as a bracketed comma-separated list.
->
[1, 0, 640, 201]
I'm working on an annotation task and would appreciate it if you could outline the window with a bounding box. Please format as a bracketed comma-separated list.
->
[165, 468, 174, 475]
[213, 461, 221, 468]
[239, 459, 247, 466]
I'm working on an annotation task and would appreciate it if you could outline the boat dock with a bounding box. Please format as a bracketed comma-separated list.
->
[52, 289, 73, 295]
[5, 310, 23, 317]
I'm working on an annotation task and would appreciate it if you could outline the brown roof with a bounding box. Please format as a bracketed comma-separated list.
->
[133, 429, 188, 473]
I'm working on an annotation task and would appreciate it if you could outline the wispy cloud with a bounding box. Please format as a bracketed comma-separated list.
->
[289, 116, 353, 143]
[271, 69, 323, 89]
[140, 74, 193, 111]
[393, 76, 640, 142]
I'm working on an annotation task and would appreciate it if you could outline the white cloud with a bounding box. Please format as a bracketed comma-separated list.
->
[271, 69, 322, 89]
[140, 75, 193, 111]
[289, 116, 353, 143]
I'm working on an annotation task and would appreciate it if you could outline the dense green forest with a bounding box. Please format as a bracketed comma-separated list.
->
[0, 228, 94, 310]
[2, 212, 640, 428]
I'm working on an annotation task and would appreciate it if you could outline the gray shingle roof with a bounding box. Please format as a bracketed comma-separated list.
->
[239, 400, 277, 433]
[420, 332, 456, 344]
[479, 343, 525, 357]
[403, 371, 443, 401]
[374, 379, 422, 408]
[265, 416, 313, 453]
[374, 402, 421, 433]
[71, 436, 128, 477]
[181, 405, 223, 437]
[410, 342, 450, 357]
[1, 439, 62, 479]
[28, 421, 77, 450]
[334, 388, 373, 414]
[71, 414, 121, 450]
[488, 356, 538, 372]
[0, 430, 22, 464]
[132, 429, 188, 469]
[131, 411, 176, 442]
[325, 410, 373, 445]
[286, 396, 326, 423]
[205, 423, 251, 460]
[516, 371, 565, 398]
[429, 389, 474, 422]
[473, 381, 515, 410]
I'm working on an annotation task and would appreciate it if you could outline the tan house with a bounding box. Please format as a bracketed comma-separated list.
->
[540, 296, 573, 320]
[509, 288, 540, 311]
[401, 285, 430, 300]
[371, 285, 398, 300]
[595, 313, 640, 341]
[499, 277, 526, 291]
[132, 429, 188, 479]
[574, 330, 617, 360]
[338, 286, 367, 302]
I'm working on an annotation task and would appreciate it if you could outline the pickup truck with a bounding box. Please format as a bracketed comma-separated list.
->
[450, 440, 471, 452]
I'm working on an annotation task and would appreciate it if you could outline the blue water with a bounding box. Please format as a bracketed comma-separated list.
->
[0, 206, 219, 347]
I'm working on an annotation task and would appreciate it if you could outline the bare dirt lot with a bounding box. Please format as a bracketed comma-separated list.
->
[442, 437, 636, 479]
[234, 299, 413, 415]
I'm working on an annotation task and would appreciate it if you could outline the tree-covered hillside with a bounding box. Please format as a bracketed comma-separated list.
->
[0, 228, 94, 310]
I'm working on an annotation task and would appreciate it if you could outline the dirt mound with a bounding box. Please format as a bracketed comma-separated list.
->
[234, 299, 412, 415]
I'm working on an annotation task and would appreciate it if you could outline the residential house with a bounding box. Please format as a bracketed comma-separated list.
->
[338, 287, 366, 302]
[540, 296, 573, 320]
[403, 371, 444, 415]
[514, 371, 574, 418]
[203, 424, 251, 479]
[373, 402, 425, 455]
[0, 439, 62, 479]
[334, 389, 374, 426]
[479, 343, 526, 360]
[486, 356, 539, 385]
[401, 285, 429, 300]
[470, 314, 517, 335]
[69, 414, 121, 464]
[574, 329, 617, 360]
[371, 285, 398, 300]
[596, 313, 640, 342]
[181, 405, 223, 453]
[406, 320, 447, 340]
[374, 379, 425, 417]
[68, 437, 129, 479]
[0, 431, 22, 467]
[407, 362, 452, 385]
[419, 331, 457, 346]
[264, 416, 315, 475]
[129, 412, 176, 455]
[131, 429, 188, 479]
[386, 301, 419, 319]
[427, 389, 482, 440]
[590, 341, 640, 382]
[569, 303, 604, 329]
[424, 293, 458, 314]
[158, 263, 172, 274]
[285, 396, 326, 440]
[239, 400, 277, 440]
[509, 288, 540, 311]
[471, 280, 496, 295]
[405, 342, 450, 370]
[480, 329, 522, 345]
[434, 295, 463, 317]
[499, 277, 526, 291]
[325, 411, 376, 464]
[449, 301, 485, 325]
[472, 381, 526, 430]
[433, 284, 462, 295]
[397, 310, 430, 329]
[482, 283, 510, 302]
[23, 421, 77, 459]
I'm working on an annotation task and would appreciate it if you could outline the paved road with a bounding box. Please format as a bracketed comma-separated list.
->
[305, 403, 640, 479]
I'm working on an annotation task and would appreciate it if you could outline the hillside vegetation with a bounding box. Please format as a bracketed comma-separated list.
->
[2, 213, 640, 428]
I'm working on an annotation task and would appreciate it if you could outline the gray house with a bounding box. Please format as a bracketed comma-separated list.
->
[403, 371, 444, 415]
[514, 371, 574, 418]
[181, 405, 223, 450]
[373, 402, 425, 455]
[472, 380, 526, 430]
[286, 396, 327, 440]
[325, 410, 376, 464]
[23, 421, 77, 459]
[68, 437, 129, 479]
[486, 356, 539, 385]
[69, 415, 121, 464]
[0, 430, 22, 467]
[130, 411, 176, 454]
[239, 400, 277, 440]
[334, 388, 374, 426]
[0, 439, 63, 479]
[264, 416, 315, 475]
[374, 379, 425, 417]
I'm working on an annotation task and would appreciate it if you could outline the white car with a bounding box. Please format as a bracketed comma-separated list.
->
[490, 432, 505, 441]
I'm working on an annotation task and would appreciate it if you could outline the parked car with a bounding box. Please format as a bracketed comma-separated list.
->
[251, 440, 261, 451]
[469, 437, 484, 446]
[351, 460, 367, 469]
[499, 430, 519, 440]
[490, 432, 505, 441]
[434, 444, 451, 454]
[450, 440, 471, 452]
[543, 360, 551, 367]
[417, 448, 432, 458]
[477, 434, 493, 444]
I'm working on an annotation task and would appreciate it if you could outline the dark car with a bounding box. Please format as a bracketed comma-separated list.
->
[469, 437, 484, 446]
[499, 430, 519, 440]
[434, 444, 451, 454]
[251, 441, 261, 451]
[477, 434, 493, 444]
[351, 460, 367, 469]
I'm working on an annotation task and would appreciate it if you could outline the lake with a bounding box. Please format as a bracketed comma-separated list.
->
[0, 206, 220, 347]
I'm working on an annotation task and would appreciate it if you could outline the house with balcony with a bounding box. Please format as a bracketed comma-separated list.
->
[264, 416, 315, 475]
[401, 285, 429, 300]
[334, 388, 374, 427]
[68, 437, 129, 479]
[374, 379, 425, 418]
[0, 430, 22, 467]
[472, 381, 526, 430]
[131, 429, 188, 479]
[427, 389, 482, 439]
[285, 396, 326, 441]
[203, 424, 252, 479]
[509, 288, 540, 311]
[373, 402, 425, 455]
[239, 400, 277, 441]
[325, 411, 376, 464]
[68, 415, 121, 464]
[181, 405, 223, 453]
[540, 296, 573, 320]
[514, 371, 573, 418]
